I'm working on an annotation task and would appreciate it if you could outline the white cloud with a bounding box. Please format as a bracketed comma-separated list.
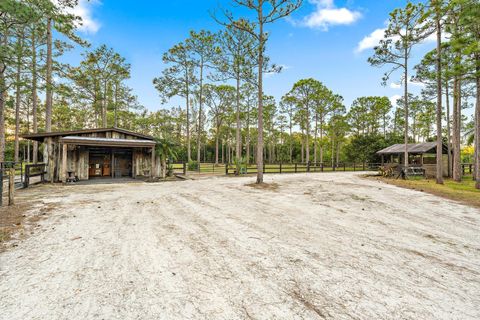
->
[389, 79, 425, 90]
[389, 94, 402, 107]
[355, 25, 439, 53]
[65, 0, 101, 34]
[355, 28, 386, 53]
[389, 82, 401, 89]
[303, 0, 361, 30]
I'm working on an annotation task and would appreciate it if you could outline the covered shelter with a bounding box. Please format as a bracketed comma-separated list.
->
[376, 142, 450, 177]
[22, 128, 160, 182]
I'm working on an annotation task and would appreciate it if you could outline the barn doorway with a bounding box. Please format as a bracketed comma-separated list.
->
[88, 148, 133, 179]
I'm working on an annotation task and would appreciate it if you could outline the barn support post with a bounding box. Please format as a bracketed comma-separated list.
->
[111, 150, 114, 178]
[62, 143, 68, 184]
[151, 147, 155, 178]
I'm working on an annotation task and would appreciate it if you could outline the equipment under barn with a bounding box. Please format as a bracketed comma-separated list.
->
[22, 128, 160, 182]
[376, 142, 451, 177]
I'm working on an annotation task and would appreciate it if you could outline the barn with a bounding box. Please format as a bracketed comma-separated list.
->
[22, 128, 160, 182]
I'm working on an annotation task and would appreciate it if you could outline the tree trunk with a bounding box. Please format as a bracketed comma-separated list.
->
[235, 77, 241, 159]
[186, 79, 191, 161]
[256, 7, 264, 184]
[403, 54, 409, 168]
[0, 74, 5, 163]
[102, 81, 107, 127]
[46, 17, 54, 182]
[215, 125, 219, 164]
[314, 112, 318, 164]
[162, 157, 166, 179]
[305, 109, 310, 164]
[114, 81, 118, 127]
[435, 11, 444, 184]
[445, 79, 452, 177]
[320, 119, 324, 163]
[452, 76, 461, 182]
[14, 32, 23, 163]
[197, 61, 204, 163]
[246, 108, 251, 164]
[289, 119, 293, 163]
[32, 27, 38, 163]
[474, 55, 480, 189]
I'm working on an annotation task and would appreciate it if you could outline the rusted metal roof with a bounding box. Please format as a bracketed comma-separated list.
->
[59, 136, 156, 148]
[376, 142, 449, 155]
[21, 127, 154, 141]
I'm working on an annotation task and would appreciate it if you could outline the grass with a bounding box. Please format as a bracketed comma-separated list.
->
[374, 175, 480, 208]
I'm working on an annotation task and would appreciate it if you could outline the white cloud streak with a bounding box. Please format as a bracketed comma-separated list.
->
[65, 0, 101, 34]
[303, 0, 362, 30]
[355, 26, 439, 53]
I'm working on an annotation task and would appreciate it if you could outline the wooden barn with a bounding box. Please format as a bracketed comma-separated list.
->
[376, 142, 451, 177]
[22, 128, 160, 182]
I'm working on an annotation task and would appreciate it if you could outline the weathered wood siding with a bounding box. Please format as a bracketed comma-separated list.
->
[423, 156, 449, 177]
[132, 148, 160, 177]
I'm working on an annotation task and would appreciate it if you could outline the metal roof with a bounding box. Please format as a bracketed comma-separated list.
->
[21, 127, 154, 142]
[60, 136, 156, 148]
[376, 142, 449, 155]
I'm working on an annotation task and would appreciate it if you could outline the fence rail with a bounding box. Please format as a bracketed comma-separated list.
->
[24, 163, 47, 188]
[225, 162, 381, 175]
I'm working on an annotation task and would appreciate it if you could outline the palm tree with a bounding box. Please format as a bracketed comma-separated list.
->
[155, 138, 178, 179]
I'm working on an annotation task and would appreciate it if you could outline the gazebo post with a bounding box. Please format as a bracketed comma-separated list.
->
[381, 155, 384, 166]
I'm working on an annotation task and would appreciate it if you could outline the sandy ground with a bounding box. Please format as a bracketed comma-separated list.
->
[0, 172, 479, 320]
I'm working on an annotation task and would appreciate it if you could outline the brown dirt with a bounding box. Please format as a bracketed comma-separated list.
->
[245, 182, 280, 191]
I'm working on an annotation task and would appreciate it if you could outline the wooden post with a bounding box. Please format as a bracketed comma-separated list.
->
[295, 163, 297, 173]
[225, 163, 228, 175]
[0, 166, 3, 207]
[151, 146, 155, 178]
[381, 155, 384, 166]
[9, 168, 15, 206]
[24, 165, 29, 188]
[183, 162, 187, 175]
[353, 162, 356, 171]
[111, 150, 114, 178]
[279, 162, 282, 174]
[62, 143, 67, 183]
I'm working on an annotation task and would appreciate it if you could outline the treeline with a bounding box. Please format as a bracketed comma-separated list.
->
[1, 0, 478, 187]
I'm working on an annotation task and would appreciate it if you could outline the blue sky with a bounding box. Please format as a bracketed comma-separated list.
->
[64, 0, 436, 112]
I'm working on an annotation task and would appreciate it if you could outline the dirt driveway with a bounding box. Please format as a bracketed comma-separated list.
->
[1, 173, 479, 319]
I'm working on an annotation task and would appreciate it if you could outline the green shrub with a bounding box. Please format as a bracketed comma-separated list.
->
[187, 160, 198, 171]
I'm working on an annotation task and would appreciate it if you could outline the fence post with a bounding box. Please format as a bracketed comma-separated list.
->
[344, 163, 346, 171]
[183, 162, 186, 175]
[198, 162, 201, 173]
[24, 165, 29, 188]
[353, 162, 356, 171]
[20, 161, 23, 184]
[295, 163, 297, 173]
[9, 168, 15, 206]
[279, 162, 282, 174]
[307, 161, 310, 172]
[263, 162, 265, 174]
[363, 162, 366, 171]
[213, 163, 215, 173]
[225, 163, 228, 175]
